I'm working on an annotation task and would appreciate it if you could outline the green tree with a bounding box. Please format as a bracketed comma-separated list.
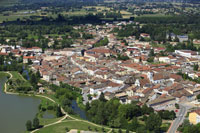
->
[175, 103, 179, 109]
[145, 113, 162, 132]
[129, 117, 139, 131]
[99, 93, 106, 102]
[65, 127, 69, 132]
[85, 102, 90, 111]
[26, 120, 32, 131]
[194, 64, 199, 71]
[149, 49, 155, 57]
[56, 106, 63, 117]
[197, 94, 200, 100]
[33, 117, 39, 129]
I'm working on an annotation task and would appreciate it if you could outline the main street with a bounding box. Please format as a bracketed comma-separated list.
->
[168, 104, 191, 133]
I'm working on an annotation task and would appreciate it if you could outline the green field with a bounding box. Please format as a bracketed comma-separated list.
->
[36, 121, 110, 133]
[7, 71, 32, 90]
[136, 14, 172, 18]
[0, 0, 19, 7]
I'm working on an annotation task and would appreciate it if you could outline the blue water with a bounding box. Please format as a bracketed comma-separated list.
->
[71, 100, 88, 120]
[22, 66, 30, 80]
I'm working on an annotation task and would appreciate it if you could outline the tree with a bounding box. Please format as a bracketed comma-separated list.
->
[56, 106, 62, 117]
[197, 94, 200, 101]
[65, 127, 69, 132]
[26, 120, 32, 131]
[33, 117, 40, 129]
[145, 113, 162, 132]
[36, 70, 41, 78]
[126, 129, 129, 133]
[88, 126, 91, 131]
[99, 93, 106, 102]
[129, 117, 139, 131]
[85, 102, 90, 111]
[149, 49, 155, 57]
[175, 103, 180, 109]
[194, 64, 199, 71]
[118, 129, 122, 133]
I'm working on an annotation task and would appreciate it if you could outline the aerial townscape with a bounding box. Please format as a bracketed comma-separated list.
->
[1, 0, 200, 133]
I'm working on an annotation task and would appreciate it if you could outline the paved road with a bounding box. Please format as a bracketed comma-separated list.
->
[168, 104, 189, 133]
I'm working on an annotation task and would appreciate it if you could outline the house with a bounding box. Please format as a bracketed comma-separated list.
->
[147, 94, 176, 111]
[115, 92, 128, 104]
[172, 89, 194, 102]
[39, 87, 45, 93]
[175, 50, 200, 59]
[20, 47, 42, 53]
[189, 109, 200, 125]
[154, 47, 166, 54]
[104, 92, 115, 100]
[23, 56, 35, 63]
[166, 33, 176, 40]
[140, 33, 150, 38]
[177, 35, 188, 42]
[147, 72, 169, 84]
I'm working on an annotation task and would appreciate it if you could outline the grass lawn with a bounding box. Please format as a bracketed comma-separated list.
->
[39, 116, 62, 126]
[35, 121, 109, 133]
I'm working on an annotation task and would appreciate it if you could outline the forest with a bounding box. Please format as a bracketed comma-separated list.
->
[85, 93, 176, 132]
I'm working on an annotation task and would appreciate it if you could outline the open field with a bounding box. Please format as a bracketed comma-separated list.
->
[0, 0, 19, 7]
[136, 14, 172, 18]
[35, 121, 110, 133]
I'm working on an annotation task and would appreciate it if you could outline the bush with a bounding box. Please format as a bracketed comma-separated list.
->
[41, 107, 46, 112]
[65, 127, 69, 132]
[64, 106, 74, 115]
[47, 105, 54, 110]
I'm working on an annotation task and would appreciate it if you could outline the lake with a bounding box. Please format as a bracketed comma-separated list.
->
[0, 77, 41, 133]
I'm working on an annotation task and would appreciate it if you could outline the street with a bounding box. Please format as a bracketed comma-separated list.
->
[168, 104, 189, 133]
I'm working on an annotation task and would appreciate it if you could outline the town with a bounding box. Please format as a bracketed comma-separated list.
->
[1, 20, 200, 132]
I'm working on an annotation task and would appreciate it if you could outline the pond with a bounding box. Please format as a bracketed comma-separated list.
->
[71, 100, 88, 120]
[0, 77, 40, 133]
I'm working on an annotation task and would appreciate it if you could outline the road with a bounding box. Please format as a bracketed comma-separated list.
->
[168, 104, 190, 133]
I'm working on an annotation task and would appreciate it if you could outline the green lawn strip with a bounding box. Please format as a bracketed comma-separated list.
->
[39, 116, 62, 126]
[35, 121, 110, 133]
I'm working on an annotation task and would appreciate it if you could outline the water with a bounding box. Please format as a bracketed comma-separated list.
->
[71, 100, 88, 120]
[0, 77, 41, 133]
[42, 111, 55, 119]
[22, 66, 30, 80]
